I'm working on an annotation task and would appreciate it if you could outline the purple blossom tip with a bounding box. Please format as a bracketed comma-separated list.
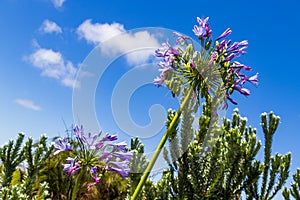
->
[223, 53, 235, 62]
[248, 73, 259, 86]
[73, 125, 84, 139]
[234, 85, 250, 96]
[103, 133, 118, 141]
[173, 32, 190, 44]
[216, 28, 232, 40]
[110, 141, 127, 151]
[193, 16, 212, 40]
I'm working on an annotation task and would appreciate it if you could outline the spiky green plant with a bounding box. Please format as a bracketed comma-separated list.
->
[0, 133, 26, 187]
[283, 169, 300, 200]
[156, 108, 291, 200]
[22, 134, 54, 197]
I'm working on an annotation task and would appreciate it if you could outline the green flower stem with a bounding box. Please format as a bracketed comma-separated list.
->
[71, 169, 85, 200]
[130, 86, 194, 200]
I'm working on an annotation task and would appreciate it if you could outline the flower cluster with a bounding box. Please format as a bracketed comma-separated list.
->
[54, 125, 132, 189]
[154, 16, 258, 108]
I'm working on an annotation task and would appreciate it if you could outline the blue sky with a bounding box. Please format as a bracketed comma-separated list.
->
[0, 0, 299, 197]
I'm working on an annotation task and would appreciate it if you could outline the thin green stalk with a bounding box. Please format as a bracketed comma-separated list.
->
[130, 86, 194, 200]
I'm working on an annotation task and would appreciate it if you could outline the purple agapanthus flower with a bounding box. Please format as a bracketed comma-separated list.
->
[62, 157, 81, 176]
[173, 31, 190, 45]
[73, 125, 84, 139]
[83, 131, 102, 149]
[55, 124, 132, 190]
[226, 40, 248, 54]
[112, 152, 133, 161]
[247, 73, 259, 86]
[90, 166, 98, 175]
[87, 176, 102, 190]
[233, 62, 252, 71]
[103, 133, 118, 141]
[216, 28, 232, 40]
[223, 53, 235, 62]
[54, 138, 71, 155]
[109, 141, 127, 151]
[234, 85, 250, 96]
[193, 16, 212, 40]
[154, 16, 259, 108]
[153, 40, 182, 87]
[108, 160, 131, 178]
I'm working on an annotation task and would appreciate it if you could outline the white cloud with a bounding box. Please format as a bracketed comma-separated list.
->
[77, 19, 125, 44]
[76, 20, 160, 65]
[15, 99, 41, 111]
[27, 48, 78, 88]
[40, 19, 62, 34]
[52, 0, 66, 8]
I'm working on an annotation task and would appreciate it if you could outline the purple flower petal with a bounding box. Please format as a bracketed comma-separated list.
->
[216, 28, 232, 40]
[112, 151, 133, 161]
[110, 141, 127, 151]
[223, 53, 235, 62]
[234, 85, 250, 96]
[108, 160, 131, 178]
[103, 133, 118, 141]
[73, 125, 85, 141]
[90, 166, 98, 175]
[248, 73, 259, 86]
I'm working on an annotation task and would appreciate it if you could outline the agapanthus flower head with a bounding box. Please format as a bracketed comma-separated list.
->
[154, 16, 259, 107]
[54, 125, 132, 190]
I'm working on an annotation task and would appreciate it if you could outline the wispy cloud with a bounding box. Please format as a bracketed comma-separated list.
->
[52, 0, 66, 8]
[76, 19, 160, 65]
[26, 47, 78, 88]
[39, 19, 62, 34]
[15, 99, 41, 111]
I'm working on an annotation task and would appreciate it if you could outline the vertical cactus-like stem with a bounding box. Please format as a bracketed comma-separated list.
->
[260, 112, 280, 198]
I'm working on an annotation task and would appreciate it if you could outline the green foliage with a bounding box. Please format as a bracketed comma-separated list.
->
[10, 168, 25, 186]
[0, 181, 50, 200]
[23, 134, 54, 197]
[247, 112, 291, 200]
[0, 133, 52, 199]
[152, 107, 291, 200]
[39, 149, 74, 199]
[0, 133, 26, 187]
[283, 169, 300, 200]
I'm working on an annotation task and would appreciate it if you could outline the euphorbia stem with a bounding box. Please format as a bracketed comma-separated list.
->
[131, 86, 194, 200]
